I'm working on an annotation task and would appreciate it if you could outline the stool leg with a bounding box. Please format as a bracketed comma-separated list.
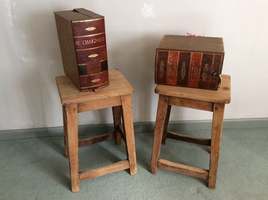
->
[121, 95, 137, 175]
[63, 106, 68, 158]
[208, 103, 225, 188]
[151, 95, 169, 174]
[112, 106, 122, 145]
[65, 104, 80, 192]
[162, 105, 171, 144]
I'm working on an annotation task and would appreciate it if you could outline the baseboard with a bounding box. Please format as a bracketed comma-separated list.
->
[0, 118, 267, 140]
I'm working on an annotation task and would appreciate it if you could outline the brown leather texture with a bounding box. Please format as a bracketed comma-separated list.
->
[76, 46, 107, 64]
[55, 8, 109, 91]
[79, 71, 109, 88]
[155, 35, 224, 90]
[72, 18, 105, 36]
[74, 33, 106, 49]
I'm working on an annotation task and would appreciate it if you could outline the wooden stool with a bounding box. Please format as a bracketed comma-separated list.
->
[56, 69, 137, 192]
[151, 75, 231, 188]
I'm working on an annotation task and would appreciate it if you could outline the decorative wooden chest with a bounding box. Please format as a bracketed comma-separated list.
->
[55, 8, 109, 91]
[155, 35, 224, 90]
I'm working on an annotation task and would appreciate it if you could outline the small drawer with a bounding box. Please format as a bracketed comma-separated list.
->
[79, 71, 108, 87]
[86, 60, 108, 74]
[72, 18, 105, 36]
[88, 71, 108, 86]
[78, 60, 108, 75]
[79, 60, 108, 75]
[74, 33, 106, 49]
[76, 45, 107, 64]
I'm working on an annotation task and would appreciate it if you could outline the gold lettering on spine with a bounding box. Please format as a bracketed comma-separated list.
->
[75, 37, 105, 48]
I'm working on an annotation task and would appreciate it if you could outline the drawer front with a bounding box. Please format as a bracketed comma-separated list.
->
[74, 33, 106, 49]
[88, 71, 108, 85]
[76, 45, 107, 64]
[79, 71, 108, 88]
[72, 18, 105, 36]
[78, 60, 108, 75]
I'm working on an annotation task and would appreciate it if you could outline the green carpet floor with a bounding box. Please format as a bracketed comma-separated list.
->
[0, 126, 267, 200]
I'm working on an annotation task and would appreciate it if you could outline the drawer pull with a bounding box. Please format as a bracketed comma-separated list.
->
[88, 54, 99, 58]
[91, 78, 101, 83]
[85, 27, 96, 32]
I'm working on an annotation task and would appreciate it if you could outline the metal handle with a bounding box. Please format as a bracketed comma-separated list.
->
[91, 78, 101, 83]
[88, 54, 99, 58]
[85, 27, 96, 32]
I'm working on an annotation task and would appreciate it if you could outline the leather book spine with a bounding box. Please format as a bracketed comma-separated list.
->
[199, 54, 214, 89]
[187, 52, 202, 88]
[209, 54, 224, 89]
[155, 50, 168, 84]
[177, 52, 190, 86]
[71, 16, 108, 90]
[166, 51, 179, 85]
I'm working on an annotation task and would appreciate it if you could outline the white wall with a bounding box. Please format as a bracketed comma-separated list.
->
[0, 0, 268, 130]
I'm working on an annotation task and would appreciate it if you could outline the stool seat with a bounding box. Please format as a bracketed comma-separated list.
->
[56, 69, 133, 105]
[155, 75, 231, 104]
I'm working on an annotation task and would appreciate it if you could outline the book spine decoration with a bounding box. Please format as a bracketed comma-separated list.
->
[177, 52, 190, 86]
[155, 50, 168, 84]
[73, 18, 108, 90]
[166, 51, 179, 85]
[187, 52, 202, 88]
[155, 50, 223, 90]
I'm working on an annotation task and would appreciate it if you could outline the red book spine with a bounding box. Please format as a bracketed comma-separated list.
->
[187, 52, 202, 88]
[199, 54, 213, 89]
[156, 50, 168, 84]
[177, 52, 190, 86]
[208, 54, 224, 89]
[166, 51, 179, 85]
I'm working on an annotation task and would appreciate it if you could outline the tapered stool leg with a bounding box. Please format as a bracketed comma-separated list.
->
[208, 103, 225, 188]
[121, 95, 137, 175]
[63, 105, 68, 157]
[65, 104, 80, 192]
[112, 106, 122, 145]
[162, 105, 171, 144]
[151, 95, 169, 174]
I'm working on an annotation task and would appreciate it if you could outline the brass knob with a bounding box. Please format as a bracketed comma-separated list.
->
[85, 27, 96, 32]
[88, 54, 99, 58]
[91, 78, 101, 83]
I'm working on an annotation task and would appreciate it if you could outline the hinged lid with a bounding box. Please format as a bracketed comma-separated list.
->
[159, 35, 224, 53]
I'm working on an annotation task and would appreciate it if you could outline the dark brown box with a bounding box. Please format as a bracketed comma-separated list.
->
[155, 35, 224, 90]
[55, 8, 109, 91]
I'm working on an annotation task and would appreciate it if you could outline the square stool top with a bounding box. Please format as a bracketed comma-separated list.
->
[155, 75, 231, 104]
[56, 69, 133, 105]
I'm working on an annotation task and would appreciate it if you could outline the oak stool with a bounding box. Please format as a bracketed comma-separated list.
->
[151, 75, 231, 188]
[56, 69, 137, 192]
